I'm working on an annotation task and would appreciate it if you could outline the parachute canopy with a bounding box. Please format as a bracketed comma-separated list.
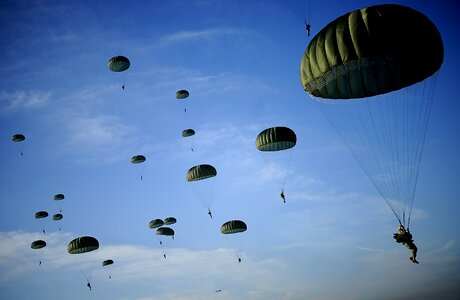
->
[53, 194, 65, 201]
[221, 220, 247, 234]
[31, 240, 46, 249]
[256, 127, 297, 151]
[68, 236, 99, 254]
[53, 213, 63, 221]
[182, 129, 195, 137]
[300, 4, 444, 99]
[164, 217, 177, 225]
[131, 155, 146, 164]
[102, 259, 114, 266]
[108, 56, 130, 72]
[156, 227, 174, 237]
[176, 90, 189, 99]
[186, 164, 217, 182]
[35, 211, 48, 219]
[148, 219, 164, 229]
[12, 134, 25, 142]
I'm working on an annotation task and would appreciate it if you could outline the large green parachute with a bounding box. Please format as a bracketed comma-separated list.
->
[221, 220, 247, 234]
[301, 4, 443, 228]
[108, 56, 130, 72]
[182, 129, 195, 137]
[256, 127, 297, 151]
[164, 217, 177, 225]
[131, 155, 146, 164]
[52, 213, 63, 221]
[31, 240, 46, 249]
[68, 236, 99, 254]
[148, 219, 164, 229]
[53, 194, 65, 201]
[102, 259, 114, 266]
[156, 227, 175, 237]
[300, 4, 443, 99]
[12, 134, 25, 142]
[176, 90, 189, 99]
[186, 164, 217, 182]
[35, 211, 48, 219]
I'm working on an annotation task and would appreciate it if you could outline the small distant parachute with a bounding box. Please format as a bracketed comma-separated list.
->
[108, 56, 130, 72]
[31, 240, 46, 249]
[182, 129, 195, 137]
[221, 220, 247, 234]
[186, 164, 217, 182]
[102, 259, 114, 267]
[35, 211, 49, 219]
[256, 127, 297, 151]
[131, 155, 146, 164]
[156, 227, 175, 237]
[68, 236, 99, 254]
[176, 90, 189, 99]
[53, 194, 65, 201]
[12, 134, 25, 142]
[52, 213, 63, 221]
[164, 217, 177, 225]
[148, 219, 164, 229]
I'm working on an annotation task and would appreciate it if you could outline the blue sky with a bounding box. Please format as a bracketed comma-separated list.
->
[1, 0, 459, 299]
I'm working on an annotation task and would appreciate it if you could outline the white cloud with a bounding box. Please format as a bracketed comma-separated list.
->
[0, 90, 51, 112]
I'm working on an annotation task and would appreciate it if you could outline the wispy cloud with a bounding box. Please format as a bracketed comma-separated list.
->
[0, 90, 51, 113]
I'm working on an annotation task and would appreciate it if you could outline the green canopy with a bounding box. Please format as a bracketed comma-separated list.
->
[182, 129, 195, 137]
[31, 240, 46, 249]
[148, 219, 164, 229]
[53, 194, 65, 201]
[35, 211, 48, 219]
[300, 4, 444, 99]
[164, 217, 177, 225]
[256, 127, 297, 151]
[108, 56, 130, 72]
[221, 220, 247, 234]
[52, 213, 63, 221]
[12, 134, 25, 142]
[186, 164, 217, 182]
[156, 227, 174, 237]
[176, 90, 189, 99]
[102, 259, 114, 266]
[68, 236, 99, 254]
[131, 155, 146, 164]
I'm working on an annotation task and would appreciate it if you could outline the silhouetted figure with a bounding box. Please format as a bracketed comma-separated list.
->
[163, 254, 167, 259]
[280, 190, 286, 203]
[87, 282, 92, 291]
[39, 261, 42, 266]
[238, 257, 242, 263]
[394, 225, 419, 264]
[109, 276, 111, 279]
[122, 85, 125, 90]
[305, 22, 311, 36]
[20, 152, 24, 156]
[42, 230, 46, 234]
[216, 289, 222, 293]
[208, 209, 213, 219]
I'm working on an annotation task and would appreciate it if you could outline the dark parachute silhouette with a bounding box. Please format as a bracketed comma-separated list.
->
[156, 227, 175, 237]
[31, 240, 46, 249]
[53, 213, 63, 221]
[35, 211, 48, 219]
[182, 129, 195, 137]
[148, 219, 164, 229]
[186, 164, 217, 182]
[68, 236, 99, 254]
[12, 133, 25, 156]
[131, 155, 146, 180]
[164, 217, 177, 225]
[176, 90, 189, 99]
[256, 127, 296, 151]
[53, 194, 65, 201]
[187, 164, 218, 217]
[102, 259, 113, 266]
[300, 4, 443, 229]
[108, 56, 130, 90]
[221, 220, 247, 263]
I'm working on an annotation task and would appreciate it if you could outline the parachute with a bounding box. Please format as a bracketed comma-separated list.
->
[131, 155, 146, 164]
[300, 4, 443, 228]
[53, 194, 65, 201]
[164, 217, 177, 225]
[176, 90, 189, 99]
[108, 56, 130, 72]
[68, 236, 99, 254]
[12, 134, 25, 142]
[102, 259, 114, 267]
[256, 127, 297, 151]
[221, 220, 247, 234]
[52, 213, 63, 221]
[148, 219, 164, 229]
[156, 227, 175, 237]
[35, 211, 48, 219]
[182, 129, 195, 137]
[186, 164, 217, 182]
[31, 240, 46, 249]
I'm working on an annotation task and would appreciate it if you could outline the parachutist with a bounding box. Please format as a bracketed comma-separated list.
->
[87, 282, 92, 291]
[159, 241, 162, 246]
[280, 190, 286, 203]
[109, 276, 111, 279]
[122, 85, 125, 90]
[216, 289, 222, 293]
[163, 254, 167, 259]
[208, 209, 213, 219]
[305, 22, 311, 36]
[238, 257, 242, 263]
[39, 261, 42, 266]
[141, 175, 143, 180]
[20, 152, 24, 156]
[42, 230, 46, 234]
[394, 225, 419, 264]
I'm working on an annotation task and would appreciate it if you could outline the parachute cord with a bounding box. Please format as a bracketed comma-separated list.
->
[281, 149, 295, 191]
